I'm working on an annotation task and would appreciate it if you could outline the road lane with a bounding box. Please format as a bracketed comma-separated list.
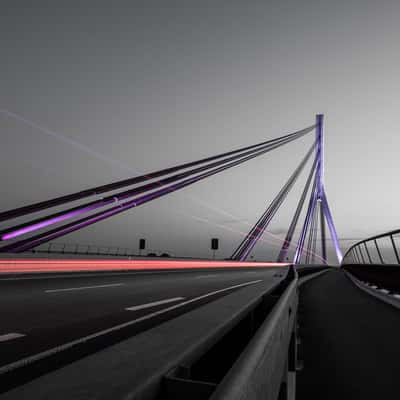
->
[0, 279, 262, 377]
[0, 267, 287, 371]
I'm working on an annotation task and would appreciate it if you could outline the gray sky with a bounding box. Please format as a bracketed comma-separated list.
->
[1, 0, 399, 263]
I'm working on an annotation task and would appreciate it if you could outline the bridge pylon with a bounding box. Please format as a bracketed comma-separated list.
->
[293, 114, 342, 264]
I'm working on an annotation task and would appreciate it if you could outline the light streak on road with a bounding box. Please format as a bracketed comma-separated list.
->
[0, 259, 289, 274]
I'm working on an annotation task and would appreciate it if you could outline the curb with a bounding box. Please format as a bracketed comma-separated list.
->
[345, 271, 400, 310]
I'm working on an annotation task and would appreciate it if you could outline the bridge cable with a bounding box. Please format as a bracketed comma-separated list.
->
[293, 165, 319, 264]
[305, 199, 318, 264]
[0, 137, 314, 253]
[0, 125, 315, 223]
[0, 130, 309, 242]
[230, 143, 316, 261]
[319, 199, 327, 262]
[276, 157, 317, 262]
[312, 202, 319, 263]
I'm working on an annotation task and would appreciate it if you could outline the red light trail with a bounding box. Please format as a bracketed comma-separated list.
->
[0, 259, 289, 274]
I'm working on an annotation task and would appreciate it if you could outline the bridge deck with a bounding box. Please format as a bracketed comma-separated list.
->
[297, 269, 400, 399]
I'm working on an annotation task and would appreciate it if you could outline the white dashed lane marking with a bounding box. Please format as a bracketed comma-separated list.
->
[0, 279, 262, 375]
[126, 297, 185, 311]
[0, 333, 26, 342]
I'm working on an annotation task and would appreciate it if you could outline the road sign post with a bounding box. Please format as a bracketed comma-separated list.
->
[211, 238, 219, 260]
[139, 238, 146, 256]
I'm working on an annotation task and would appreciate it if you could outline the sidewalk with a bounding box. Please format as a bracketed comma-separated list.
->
[297, 269, 400, 399]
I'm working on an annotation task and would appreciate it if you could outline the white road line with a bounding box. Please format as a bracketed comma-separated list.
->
[0, 333, 26, 342]
[45, 283, 124, 293]
[126, 297, 185, 311]
[0, 279, 262, 375]
[195, 274, 219, 279]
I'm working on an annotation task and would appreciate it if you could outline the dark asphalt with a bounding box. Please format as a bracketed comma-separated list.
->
[297, 269, 400, 399]
[0, 267, 285, 373]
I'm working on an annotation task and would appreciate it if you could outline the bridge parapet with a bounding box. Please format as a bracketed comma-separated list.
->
[342, 229, 400, 265]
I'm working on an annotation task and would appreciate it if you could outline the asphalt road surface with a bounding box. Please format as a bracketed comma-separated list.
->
[0, 266, 287, 383]
[297, 269, 400, 399]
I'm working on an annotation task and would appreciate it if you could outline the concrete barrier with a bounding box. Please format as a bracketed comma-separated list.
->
[210, 275, 298, 400]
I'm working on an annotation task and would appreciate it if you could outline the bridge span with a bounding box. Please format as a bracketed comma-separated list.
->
[1, 116, 399, 399]
[1, 264, 399, 400]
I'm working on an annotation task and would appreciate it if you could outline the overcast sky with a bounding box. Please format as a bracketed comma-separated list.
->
[1, 0, 399, 263]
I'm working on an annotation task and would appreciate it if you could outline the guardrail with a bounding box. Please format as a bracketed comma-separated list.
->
[164, 267, 298, 400]
[342, 229, 400, 265]
[27, 242, 210, 260]
[29, 242, 162, 257]
[342, 229, 400, 294]
[210, 272, 298, 400]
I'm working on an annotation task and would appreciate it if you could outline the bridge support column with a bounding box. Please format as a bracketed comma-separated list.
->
[320, 192, 343, 263]
[294, 114, 342, 265]
[316, 114, 342, 264]
[316, 114, 343, 263]
[319, 199, 327, 263]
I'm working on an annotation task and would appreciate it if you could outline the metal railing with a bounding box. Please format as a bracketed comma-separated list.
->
[29, 242, 174, 258]
[342, 228, 400, 265]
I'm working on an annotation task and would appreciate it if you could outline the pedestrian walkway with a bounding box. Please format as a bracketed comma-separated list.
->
[297, 269, 400, 399]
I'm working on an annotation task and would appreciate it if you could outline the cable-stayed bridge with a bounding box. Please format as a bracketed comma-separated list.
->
[0, 115, 399, 400]
[0, 114, 341, 265]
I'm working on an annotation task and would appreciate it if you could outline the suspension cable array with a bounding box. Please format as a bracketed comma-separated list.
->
[0, 115, 343, 264]
[0, 126, 312, 243]
[276, 158, 317, 262]
[0, 124, 314, 253]
[230, 143, 315, 261]
[231, 114, 343, 264]
[0, 126, 313, 223]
